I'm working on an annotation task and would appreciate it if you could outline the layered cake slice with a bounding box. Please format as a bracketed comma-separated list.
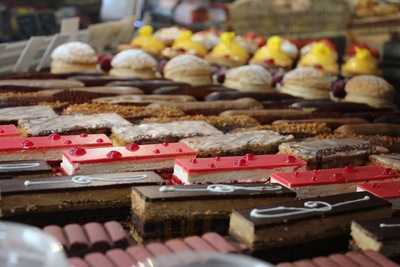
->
[0, 160, 52, 179]
[173, 154, 305, 184]
[271, 165, 399, 198]
[0, 134, 111, 161]
[229, 192, 392, 262]
[0, 124, 20, 137]
[0, 171, 162, 224]
[370, 154, 400, 171]
[279, 138, 373, 169]
[0, 105, 57, 124]
[181, 130, 294, 157]
[131, 183, 295, 241]
[351, 218, 400, 259]
[19, 113, 132, 136]
[112, 121, 223, 145]
[358, 181, 400, 209]
[61, 143, 196, 175]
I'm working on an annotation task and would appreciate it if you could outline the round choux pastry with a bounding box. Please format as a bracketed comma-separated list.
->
[223, 65, 273, 92]
[109, 49, 157, 79]
[164, 55, 212, 86]
[192, 30, 220, 50]
[131, 25, 165, 56]
[206, 32, 249, 68]
[154, 26, 185, 46]
[344, 75, 396, 109]
[278, 67, 336, 99]
[50, 42, 99, 74]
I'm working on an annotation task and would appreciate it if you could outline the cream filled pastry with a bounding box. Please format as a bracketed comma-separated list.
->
[223, 65, 273, 92]
[278, 67, 335, 99]
[164, 55, 212, 86]
[344, 75, 396, 109]
[109, 49, 157, 79]
[51, 42, 99, 74]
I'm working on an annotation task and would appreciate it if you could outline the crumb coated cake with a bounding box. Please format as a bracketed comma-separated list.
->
[143, 115, 260, 132]
[112, 121, 222, 145]
[279, 138, 373, 169]
[63, 103, 185, 121]
[0, 105, 57, 124]
[181, 130, 294, 157]
[19, 113, 132, 136]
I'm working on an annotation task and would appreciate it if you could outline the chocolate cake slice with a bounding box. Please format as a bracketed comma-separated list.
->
[0, 171, 162, 225]
[181, 130, 294, 157]
[351, 218, 400, 259]
[112, 121, 223, 145]
[19, 113, 131, 136]
[279, 138, 373, 169]
[0, 160, 52, 179]
[229, 192, 392, 262]
[0, 105, 57, 124]
[131, 183, 295, 241]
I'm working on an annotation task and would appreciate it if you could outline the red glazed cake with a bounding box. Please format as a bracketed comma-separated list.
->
[271, 165, 400, 198]
[61, 143, 197, 175]
[0, 125, 20, 138]
[0, 134, 111, 161]
[173, 154, 305, 184]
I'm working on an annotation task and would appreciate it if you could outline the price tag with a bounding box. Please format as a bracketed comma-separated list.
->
[36, 33, 70, 71]
[14, 36, 51, 72]
[60, 17, 80, 34]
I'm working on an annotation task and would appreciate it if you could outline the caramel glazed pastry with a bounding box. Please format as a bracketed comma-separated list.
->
[344, 75, 397, 109]
[109, 49, 157, 79]
[163, 54, 212, 86]
[223, 65, 273, 93]
[278, 67, 336, 100]
[50, 42, 100, 74]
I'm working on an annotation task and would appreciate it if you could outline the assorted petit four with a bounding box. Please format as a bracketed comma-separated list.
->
[357, 181, 400, 209]
[131, 183, 295, 241]
[230, 192, 391, 261]
[271, 165, 399, 198]
[0, 171, 162, 223]
[351, 218, 400, 259]
[279, 138, 373, 169]
[19, 113, 131, 136]
[173, 154, 305, 184]
[181, 130, 293, 157]
[111, 121, 222, 145]
[0, 134, 111, 161]
[61, 143, 196, 175]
